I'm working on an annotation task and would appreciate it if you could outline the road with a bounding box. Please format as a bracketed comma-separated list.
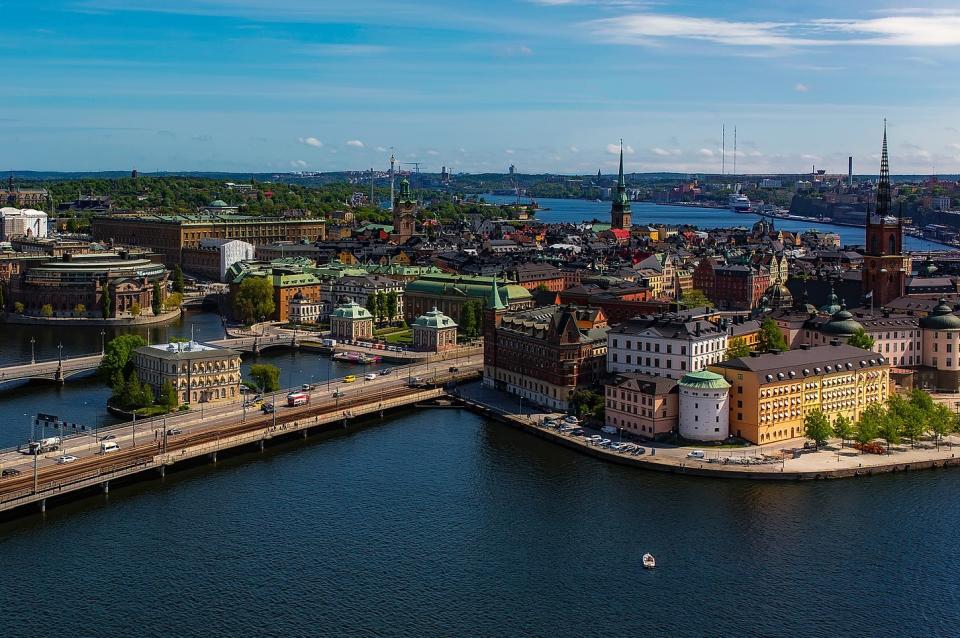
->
[0, 354, 482, 492]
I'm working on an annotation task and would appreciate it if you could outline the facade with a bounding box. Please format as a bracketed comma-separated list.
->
[182, 238, 255, 282]
[392, 178, 417, 243]
[604, 373, 678, 440]
[412, 307, 458, 352]
[327, 275, 405, 322]
[404, 273, 534, 323]
[1, 177, 48, 208]
[507, 262, 565, 292]
[484, 304, 608, 411]
[133, 341, 242, 405]
[710, 344, 889, 444]
[289, 291, 322, 324]
[678, 371, 731, 442]
[919, 299, 960, 371]
[329, 299, 374, 341]
[91, 214, 326, 266]
[607, 312, 727, 379]
[0, 207, 48, 240]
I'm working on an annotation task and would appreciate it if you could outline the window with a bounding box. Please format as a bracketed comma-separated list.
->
[737, 400, 743, 408]
[738, 412, 743, 420]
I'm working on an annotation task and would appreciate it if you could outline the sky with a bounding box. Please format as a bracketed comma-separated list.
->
[3, 0, 960, 175]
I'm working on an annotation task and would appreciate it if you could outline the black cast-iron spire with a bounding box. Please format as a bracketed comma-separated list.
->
[876, 119, 891, 218]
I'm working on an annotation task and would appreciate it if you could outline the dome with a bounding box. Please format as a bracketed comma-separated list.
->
[764, 280, 793, 310]
[331, 299, 372, 320]
[920, 298, 960, 330]
[819, 287, 841, 315]
[209, 199, 228, 208]
[414, 307, 457, 329]
[821, 304, 863, 336]
[679, 370, 731, 390]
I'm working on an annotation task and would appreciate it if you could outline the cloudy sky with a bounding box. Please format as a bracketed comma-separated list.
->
[4, 0, 960, 174]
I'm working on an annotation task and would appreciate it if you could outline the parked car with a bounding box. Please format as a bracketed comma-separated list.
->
[364, 373, 377, 381]
[570, 429, 584, 436]
[2, 468, 21, 477]
[332, 390, 345, 398]
[166, 428, 182, 436]
[261, 403, 275, 414]
[56, 455, 78, 464]
[687, 450, 706, 459]
[601, 425, 617, 434]
[563, 415, 579, 425]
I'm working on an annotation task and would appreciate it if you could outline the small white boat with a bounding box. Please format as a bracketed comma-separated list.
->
[642, 553, 656, 569]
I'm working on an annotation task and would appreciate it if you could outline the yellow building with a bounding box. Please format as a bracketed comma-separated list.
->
[709, 343, 889, 444]
[134, 341, 243, 405]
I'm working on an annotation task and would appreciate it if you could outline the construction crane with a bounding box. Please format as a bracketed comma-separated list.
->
[401, 162, 423, 188]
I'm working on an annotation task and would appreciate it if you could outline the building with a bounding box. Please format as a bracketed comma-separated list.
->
[392, 178, 417, 243]
[862, 125, 909, 307]
[404, 273, 534, 323]
[483, 304, 608, 410]
[330, 299, 374, 341]
[709, 343, 889, 444]
[0, 207, 48, 240]
[610, 143, 631, 230]
[328, 274, 404, 322]
[604, 373, 678, 440]
[133, 340, 242, 405]
[507, 262, 566, 292]
[91, 214, 326, 267]
[1, 176, 48, 208]
[412, 307, 458, 352]
[182, 238, 255, 282]
[919, 299, 960, 371]
[289, 291, 322, 324]
[607, 312, 727, 379]
[10, 251, 168, 318]
[678, 371, 731, 442]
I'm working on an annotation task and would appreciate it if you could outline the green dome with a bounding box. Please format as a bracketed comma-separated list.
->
[414, 307, 457, 329]
[821, 304, 862, 336]
[679, 370, 731, 390]
[920, 299, 960, 331]
[331, 299, 372, 320]
[210, 199, 228, 207]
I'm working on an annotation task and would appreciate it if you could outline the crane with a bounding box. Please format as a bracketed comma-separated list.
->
[401, 162, 422, 188]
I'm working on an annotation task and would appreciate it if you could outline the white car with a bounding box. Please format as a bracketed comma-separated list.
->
[562, 415, 579, 425]
[687, 450, 706, 459]
[364, 373, 377, 381]
[56, 455, 78, 464]
[601, 425, 617, 434]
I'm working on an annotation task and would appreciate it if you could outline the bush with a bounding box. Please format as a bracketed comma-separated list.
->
[14, 301, 24, 314]
[40, 304, 53, 317]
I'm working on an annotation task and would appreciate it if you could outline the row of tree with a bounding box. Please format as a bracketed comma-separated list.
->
[803, 389, 958, 452]
[364, 291, 401, 324]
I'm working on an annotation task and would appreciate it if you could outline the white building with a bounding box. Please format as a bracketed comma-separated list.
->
[678, 370, 731, 442]
[199, 238, 255, 282]
[0, 207, 48, 240]
[607, 313, 728, 379]
[289, 291, 322, 324]
[322, 275, 404, 321]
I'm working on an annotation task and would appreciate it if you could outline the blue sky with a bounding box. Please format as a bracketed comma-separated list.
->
[3, 0, 960, 174]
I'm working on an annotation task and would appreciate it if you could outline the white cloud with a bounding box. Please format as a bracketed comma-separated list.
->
[569, 145, 580, 153]
[584, 11, 960, 49]
[301, 44, 388, 57]
[505, 149, 515, 154]
[375, 146, 388, 152]
[697, 148, 715, 158]
[794, 83, 809, 92]
[607, 143, 634, 155]
[346, 140, 364, 148]
[298, 136, 323, 148]
[290, 159, 307, 168]
[499, 44, 534, 56]
[651, 147, 681, 156]
[426, 149, 440, 156]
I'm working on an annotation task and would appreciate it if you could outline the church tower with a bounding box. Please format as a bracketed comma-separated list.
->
[862, 122, 909, 308]
[392, 177, 417, 243]
[610, 141, 631, 230]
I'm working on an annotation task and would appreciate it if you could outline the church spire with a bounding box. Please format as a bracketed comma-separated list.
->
[617, 139, 625, 189]
[610, 140, 631, 230]
[876, 119, 891, 218]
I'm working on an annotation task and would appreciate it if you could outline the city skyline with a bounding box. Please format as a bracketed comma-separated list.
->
[4, 1, 960, 174]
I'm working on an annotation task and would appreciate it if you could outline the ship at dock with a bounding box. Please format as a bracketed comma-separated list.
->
[332, 351, 382, 364]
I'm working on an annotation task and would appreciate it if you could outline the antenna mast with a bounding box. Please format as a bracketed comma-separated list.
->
[721, 124, 725, 176]
[733, 126, 737, 176]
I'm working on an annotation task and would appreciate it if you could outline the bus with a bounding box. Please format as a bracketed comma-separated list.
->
[287, 392, 310, 407]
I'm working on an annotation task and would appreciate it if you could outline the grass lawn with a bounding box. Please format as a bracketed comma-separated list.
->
[383, 329, 413, 344]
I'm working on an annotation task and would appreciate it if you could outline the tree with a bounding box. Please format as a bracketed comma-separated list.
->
[130, 302, 142, 317]
[725, 337, 750, 360]
[172, 265, 185, 293]
[232, 276, 275, 325]
[927, 403, 954, 450]
[152, 281, 163, 315]
[365, 295, 379, 323]
[854, 404, 884, 451]
[679, 289, 713, 309]
[758, 317, 788, 352]
[73, 303, 86, 316]
[877, 409, 901, 453]
[833, 414, 854, 449]
[160, 379, 179, 409]
[249, 363, 280, 392]
[385, 291, 399, 323]
[14, 301, 24, 314]
[375, 291, 387, 324]
[460, 301, 477, 338]
[571, 389, 605, 421]
[142, 382, 155, 407]
[847, 327, 875, 350]
[803, 409, 832, 449]
[40, 304, 53, 318]
[164, 292, 183, 311]
[888, 392, 925, 447]
[97, 334, 147, 388]
[102, 286, 112, 318]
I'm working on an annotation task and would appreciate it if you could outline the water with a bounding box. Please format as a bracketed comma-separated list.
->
[0, 407, 957, 637]
[483, 195, 940, 251]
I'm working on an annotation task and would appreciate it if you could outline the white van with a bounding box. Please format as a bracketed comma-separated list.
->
[686, 450, 705, 459]
[100, 441, 120, 453]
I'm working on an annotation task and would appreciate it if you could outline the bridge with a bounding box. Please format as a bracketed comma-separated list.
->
[0, 359, 482, 515]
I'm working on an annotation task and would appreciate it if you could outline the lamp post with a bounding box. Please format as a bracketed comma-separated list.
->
[57, 341, 63, 367]
[100, 329, 106, 356]
[30, 337, 36, 365]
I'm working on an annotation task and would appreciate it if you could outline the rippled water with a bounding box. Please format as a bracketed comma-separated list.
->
[1, 408, 957, 637]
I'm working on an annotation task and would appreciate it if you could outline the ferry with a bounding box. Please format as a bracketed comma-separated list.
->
[728, 192, 752, 213]
[332, 351, 382, 364]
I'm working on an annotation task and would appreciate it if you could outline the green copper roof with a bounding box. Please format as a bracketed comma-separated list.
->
[613, 141, 631, 209]
[920, 298, 960, 330]
[331, 299, 372, 320]
[414, 307, 457, 329]
[679, 370, 731, 390]
[821, 304, 863, 336]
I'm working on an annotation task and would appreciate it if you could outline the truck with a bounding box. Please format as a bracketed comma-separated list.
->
[28, 437, 62, 455]
[321, 338, 337, 347]
[287, 392, 310, 407]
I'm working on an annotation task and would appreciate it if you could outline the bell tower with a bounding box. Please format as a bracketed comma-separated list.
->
[862, 121, 909, 307]
[392, 177, 417, 243]
[610, 140, 631, 230]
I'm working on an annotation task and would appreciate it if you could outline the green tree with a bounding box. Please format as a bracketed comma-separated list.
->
[385, 291, 399, 323]
[877, 409, 901, 452]
[73, 303, 86, 316]
[142, 382, 155, 407]
[758, 317, 788, 352]
[232, 276, 275, 325]
[365, 295, 379, 323]
[571, 389, 605, 421]
[13, 301, 24, 314]
[927, 403, 954, 450]
[854, 404, 884, 451]
[152, 281, 162, 315]
[40, 304, 53, 317]
[460, 301, 477, 338]
[164, 292, 183, 310]
[102, 286, 112, 318]
[130, 302, 142, 317]
[97, 334, 147, 389]
[172, 265, 185, 293]
[679, 289, 713, 309]
[725, 337, 750, 360]
[249, 363, 281, 392]
[888, 393, 925, 447]
[803, 409, 832, 449]
[116, 370, 146, 408]
[833, 414, 854, 448]
[847, 327, 875, 350]
[160, 379, 179, 409]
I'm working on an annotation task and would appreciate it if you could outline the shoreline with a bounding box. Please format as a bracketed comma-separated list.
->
[0, 308, 182, 327]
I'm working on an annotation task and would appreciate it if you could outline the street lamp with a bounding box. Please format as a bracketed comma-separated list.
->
[30, 337, 36, 365]
[57, 342, 63, 367]
[100, 329, 106, 355]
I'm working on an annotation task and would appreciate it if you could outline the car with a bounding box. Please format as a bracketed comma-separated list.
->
[332, 390, 345, 398]
[687, 450, 706, 459]
[364, 373, 377, 381]
[101, 434, 116, 441]
[563, 415, 580, 425]
[448, 366, 459, 372]
[100, 441, 120, 453]
[379, 368, 392, 376]
[601, 425, 617, 435]
[166, 428, 182, 436]
[587, 435, 602, 442]
[599, 439, 612, 447]
[2, 468, 22, 477]
[343, 375, 357, 383]
[302, 383, 314, 392]
[633, 447, 647, 456]
[56, 455, 78, 464]
[261, 403, 275, 414]
[570, 429, 584, 436]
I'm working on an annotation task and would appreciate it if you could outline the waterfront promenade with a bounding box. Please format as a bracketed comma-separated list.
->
[455, 383, 960, 480]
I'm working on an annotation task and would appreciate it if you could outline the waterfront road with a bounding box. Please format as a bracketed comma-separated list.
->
[0, 354, 482, 483]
